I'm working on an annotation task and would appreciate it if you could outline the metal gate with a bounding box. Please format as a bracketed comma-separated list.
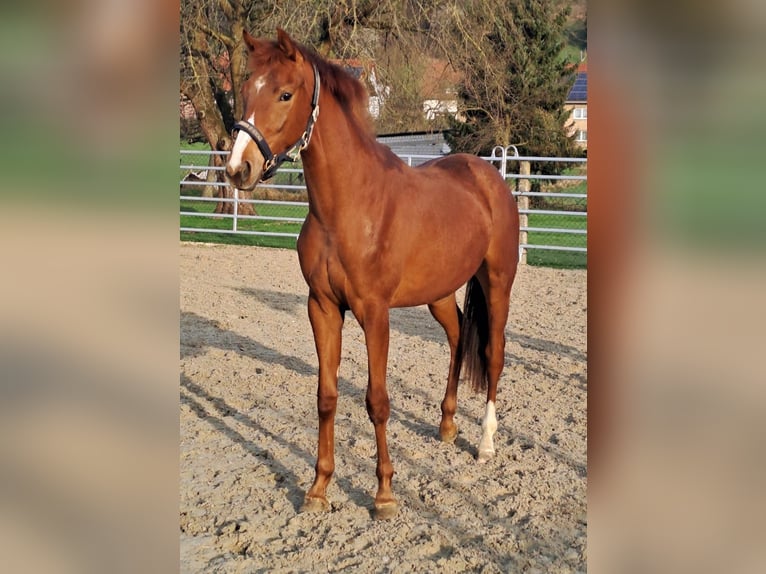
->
[180, 147, 586, 267]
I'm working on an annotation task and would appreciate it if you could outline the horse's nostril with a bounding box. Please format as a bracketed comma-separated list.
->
[241, 160, 252, 181]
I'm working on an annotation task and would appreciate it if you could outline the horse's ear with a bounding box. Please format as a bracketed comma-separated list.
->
[243, 30, 258, 53]
[276, 28, 299, 62]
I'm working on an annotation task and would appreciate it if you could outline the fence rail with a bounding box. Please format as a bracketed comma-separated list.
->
[180, 145, 586, 267]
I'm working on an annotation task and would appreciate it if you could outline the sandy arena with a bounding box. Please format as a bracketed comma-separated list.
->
[180, 242, 586, 573]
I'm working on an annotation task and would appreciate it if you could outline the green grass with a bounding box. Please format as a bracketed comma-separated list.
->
[524, 212, 587, 268]
[181, 192, 306, 249]
[181, 200, 587, 267]
[180, 141, 307, 248]
[180, 142, 586, 267]
[180, 141, 214, 165]
[180, 230, 298, 249]
[526, 246, 586, 269]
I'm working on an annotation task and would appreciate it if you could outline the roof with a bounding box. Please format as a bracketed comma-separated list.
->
[377, 131, 451, 164]
[420, 58, 462, 99]
[567, 71, 587, 103]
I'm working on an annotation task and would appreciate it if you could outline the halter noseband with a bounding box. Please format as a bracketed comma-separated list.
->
[232, 64, 321, 182]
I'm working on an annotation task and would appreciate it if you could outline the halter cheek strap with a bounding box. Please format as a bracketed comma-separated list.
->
[232, 64, 321, 182]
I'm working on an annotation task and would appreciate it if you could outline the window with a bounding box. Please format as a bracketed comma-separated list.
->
[573, 107, 587, 120]
[576, 130, 587, 142]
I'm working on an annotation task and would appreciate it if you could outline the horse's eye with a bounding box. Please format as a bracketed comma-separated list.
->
[279, 92, 293, 102]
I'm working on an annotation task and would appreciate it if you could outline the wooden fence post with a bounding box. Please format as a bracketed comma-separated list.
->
[518, 161, 531, 265]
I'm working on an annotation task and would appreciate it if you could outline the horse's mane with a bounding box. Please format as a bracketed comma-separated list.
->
[299, 47, 375, 136]
[248, 39, 375, 138]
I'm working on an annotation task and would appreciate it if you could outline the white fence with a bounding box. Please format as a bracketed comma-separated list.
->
[180, 146, 586, 266]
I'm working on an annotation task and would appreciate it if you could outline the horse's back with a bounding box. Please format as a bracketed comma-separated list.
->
[420, 154, 513, 203]
[419, 153, 519, 233]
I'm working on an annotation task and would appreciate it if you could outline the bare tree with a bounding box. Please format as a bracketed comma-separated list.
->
[431, 0, 580, 157]
[180, 0, 584, 164]
[180, 1, 452, 147]
[180, 0, 283, 215]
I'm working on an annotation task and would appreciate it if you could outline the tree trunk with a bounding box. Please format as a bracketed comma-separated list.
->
[228, 21, 247, 122]
[181, 26, 255, 216]
[202, 152, 219, 198]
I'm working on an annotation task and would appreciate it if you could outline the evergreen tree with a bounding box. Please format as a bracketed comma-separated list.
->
[439, 0, 580, 157]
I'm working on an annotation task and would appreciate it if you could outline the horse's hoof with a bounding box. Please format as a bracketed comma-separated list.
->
[301, 496, 330, 513]
[439, 424, 458, 443]
[373, 501, 399, 520]
[477, 448, 495, 464]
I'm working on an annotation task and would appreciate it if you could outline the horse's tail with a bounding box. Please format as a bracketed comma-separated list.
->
[456, 276, 489, 393]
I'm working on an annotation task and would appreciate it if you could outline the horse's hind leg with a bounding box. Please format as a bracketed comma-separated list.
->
[428, 294, 462, 443]
[475, 263, 515, 463]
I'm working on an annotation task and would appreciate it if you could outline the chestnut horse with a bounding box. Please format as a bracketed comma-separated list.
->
[225, 29, 519, 519]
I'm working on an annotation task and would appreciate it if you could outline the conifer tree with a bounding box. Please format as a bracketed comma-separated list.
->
[438, 0, 580, 157]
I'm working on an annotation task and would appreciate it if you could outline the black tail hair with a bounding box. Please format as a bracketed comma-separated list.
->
[456, 276, 489, 393]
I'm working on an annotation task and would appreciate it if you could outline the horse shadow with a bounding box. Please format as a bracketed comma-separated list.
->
[181, 310, 437, 509]
[181, 301, 474, 458]
[181, 297, 585, 498]
[180, 310, 585, 567]
[181, 368, 377, 513]
[233, 287, 585, 364]
[235, 287, 305, 317]
[389, 306, 447, 343]
[180, 373, 309, 511]
[180, 310, 314, 376]
[511, 332, 586, 363]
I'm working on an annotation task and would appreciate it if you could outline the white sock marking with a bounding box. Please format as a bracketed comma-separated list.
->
[478, 400, 497, 462]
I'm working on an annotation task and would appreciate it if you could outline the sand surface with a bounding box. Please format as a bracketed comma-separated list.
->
[180, 242, 586, 573]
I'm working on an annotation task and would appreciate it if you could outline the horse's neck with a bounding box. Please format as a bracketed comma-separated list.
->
[300, 99, 381, 221]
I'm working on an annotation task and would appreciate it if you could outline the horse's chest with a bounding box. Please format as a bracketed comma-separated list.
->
[325, 254, 349, 293]
[298, 237, 348, 302]
[299, 216, 396, 305]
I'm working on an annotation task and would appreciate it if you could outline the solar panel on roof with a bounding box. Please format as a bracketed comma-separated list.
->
[567, 72, 587, 102]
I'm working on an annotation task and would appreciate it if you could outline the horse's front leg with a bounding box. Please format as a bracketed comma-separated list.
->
[301, 294, 344, 512]
[359, 303, 398, 519]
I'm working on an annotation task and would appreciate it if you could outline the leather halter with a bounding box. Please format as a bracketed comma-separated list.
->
[232, 64, 321, 182]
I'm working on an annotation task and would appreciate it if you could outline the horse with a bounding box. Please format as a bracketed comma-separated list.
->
[225, 28, 519, 520]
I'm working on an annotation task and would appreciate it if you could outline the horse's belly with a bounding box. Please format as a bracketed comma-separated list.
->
[390, 240, 488, 307]
[390, 278, 468, 308]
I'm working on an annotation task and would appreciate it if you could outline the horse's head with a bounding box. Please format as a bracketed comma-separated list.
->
[225, 28, 319, 190]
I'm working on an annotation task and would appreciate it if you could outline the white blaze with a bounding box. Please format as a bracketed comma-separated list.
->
[478, 400, 497, 463]
[227, 113, 265, 175]
[253, 74, 266, 94]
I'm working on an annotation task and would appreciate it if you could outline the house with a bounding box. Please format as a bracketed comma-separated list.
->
[336, 56, 463, 124]
[420, 58, 463, 122]
[565, 61, 587, 149]
[332, 58, 388, 119]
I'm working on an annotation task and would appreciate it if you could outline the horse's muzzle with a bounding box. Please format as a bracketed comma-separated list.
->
[225, 159, 261, 191]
